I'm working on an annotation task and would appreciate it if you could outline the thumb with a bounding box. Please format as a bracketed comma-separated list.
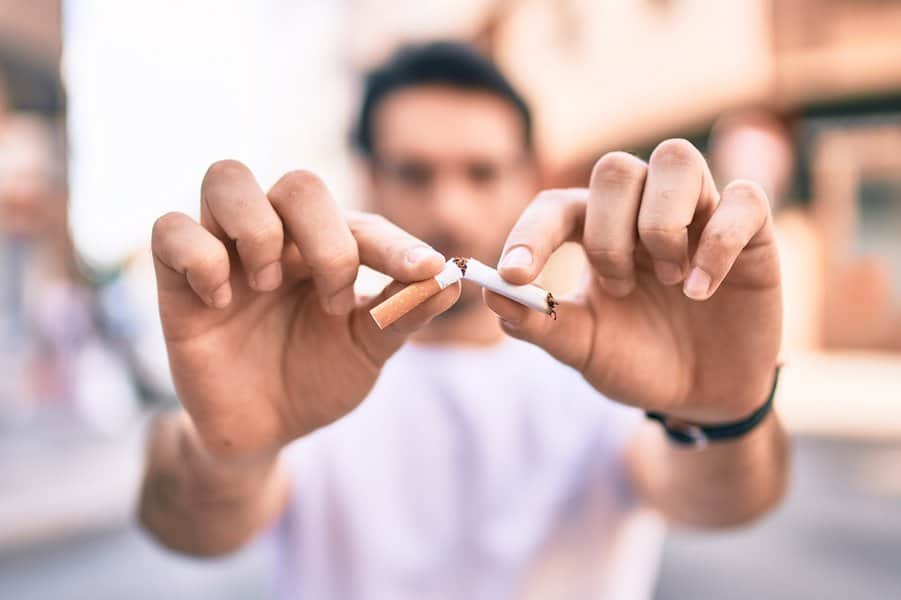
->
[350, 280, 461, 367]
[483, 287, 596, 371]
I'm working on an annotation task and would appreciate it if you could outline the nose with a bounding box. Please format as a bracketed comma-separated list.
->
[428, 177, 476, 234]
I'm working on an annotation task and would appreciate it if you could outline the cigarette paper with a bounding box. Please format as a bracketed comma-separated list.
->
[369, 259, 463, 329]
[369, 256, 557, 330]
[459, 257, 557, 317]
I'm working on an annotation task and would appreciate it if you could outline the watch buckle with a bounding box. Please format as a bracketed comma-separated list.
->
[664, 417, 709, 448]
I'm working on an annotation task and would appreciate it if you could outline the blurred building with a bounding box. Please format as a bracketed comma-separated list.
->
[348, 0, 901, 354]
[491, 0, 901, 353]
[2, 2, 900, 599]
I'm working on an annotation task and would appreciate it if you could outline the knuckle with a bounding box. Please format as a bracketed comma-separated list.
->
[315, 249, 359, 276]
[203, 159, 249, 187]
[649, 138, 698, 168]
[190, 251, 227, 278]
[724, 179, 768, 209]
[151, 211, 185, 244]
[637, 221, 683, 239]
[240, 221, 283, 250]
[202, 160, 254, 208]
[704, 226, 743, 251]
[240, 221, 284, 246]
[583, 245, 633, 275]
[591, 151, 646, 186]
[637, 221, 686, 256]
[270, 169, 328, 205]
[352, 211, 390, 230]
[348, 212, 407, 250]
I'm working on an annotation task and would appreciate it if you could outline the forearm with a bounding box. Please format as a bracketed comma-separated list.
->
[138, 411, 291, 556]
[626, 412, 789, 528]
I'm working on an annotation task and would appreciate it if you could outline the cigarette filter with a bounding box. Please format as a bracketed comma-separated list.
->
[369, 260, 462, 329]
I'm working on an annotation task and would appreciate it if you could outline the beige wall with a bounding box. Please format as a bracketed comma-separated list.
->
[489, 0, 901, 171]
[494, 0, 773, 171]
[774, 0, 901, 105]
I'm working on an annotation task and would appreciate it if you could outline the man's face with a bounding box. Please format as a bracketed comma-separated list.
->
[364, 85, 537, 311]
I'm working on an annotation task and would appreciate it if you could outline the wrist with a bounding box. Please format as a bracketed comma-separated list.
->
[647, 365, 781, 448]
[141, 412, 291, 554]
[174, 413, 282, 491]
[671, 363, 780, 424]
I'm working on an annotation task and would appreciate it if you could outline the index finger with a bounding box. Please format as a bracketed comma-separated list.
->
[347, 212, 446, 282]
[497, 188, 587, 285]
[268, 170, 359, 315]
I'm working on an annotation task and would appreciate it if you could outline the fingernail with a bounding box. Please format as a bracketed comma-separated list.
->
[684, 267, 712, 300]
[210, 283, 232, 308]
[499, 246, 533, 271]
[653, 261, 683, 285]
[324, 287, 356, 315]
[253, 262, 282, 291]
[600, 276, 634, 297]
[406, 245, 443, 264]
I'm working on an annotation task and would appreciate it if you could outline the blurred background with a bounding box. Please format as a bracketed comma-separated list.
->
[1, 0, 900, 598]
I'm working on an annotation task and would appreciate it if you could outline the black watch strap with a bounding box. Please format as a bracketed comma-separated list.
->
[646, 365, 781, 447]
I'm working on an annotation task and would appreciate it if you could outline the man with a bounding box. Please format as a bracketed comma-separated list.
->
[141, 42, 788, 599]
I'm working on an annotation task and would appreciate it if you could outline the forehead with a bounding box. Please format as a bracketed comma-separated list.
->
[371, 85, 525, 160]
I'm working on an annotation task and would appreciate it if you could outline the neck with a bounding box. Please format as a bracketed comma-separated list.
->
[411, 304, 505, 347]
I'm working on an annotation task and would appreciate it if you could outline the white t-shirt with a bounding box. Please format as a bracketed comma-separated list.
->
[270, 337, 664, 599]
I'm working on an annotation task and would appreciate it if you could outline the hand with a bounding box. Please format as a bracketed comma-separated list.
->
[486, 139, 782, 423]
[152, 160, 459, 460]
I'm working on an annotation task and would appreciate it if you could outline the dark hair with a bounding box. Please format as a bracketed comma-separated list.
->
[352, 41, 533, 157]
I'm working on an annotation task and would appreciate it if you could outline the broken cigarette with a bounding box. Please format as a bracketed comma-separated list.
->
[369, 259, 464, 329]
[369, 256, 557, 330]
[461, 257, 557, 317]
